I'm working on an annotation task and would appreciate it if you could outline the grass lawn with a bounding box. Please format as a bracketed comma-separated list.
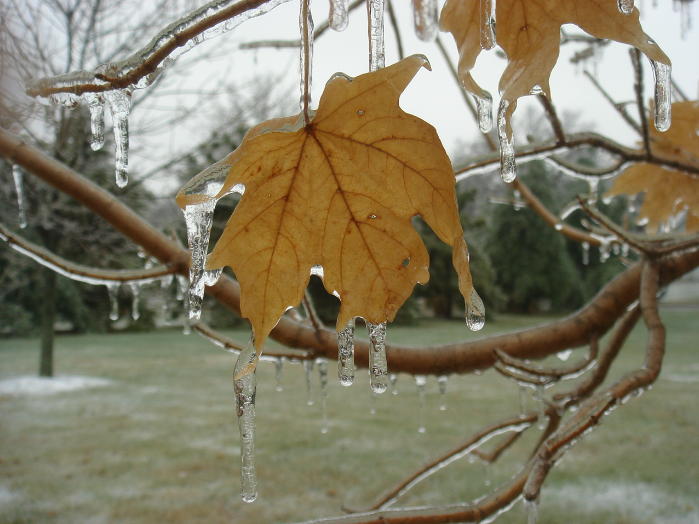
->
[0, 308, 697, 524]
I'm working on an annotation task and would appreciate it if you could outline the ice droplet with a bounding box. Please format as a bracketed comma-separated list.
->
[473, 91, 493, 133]
[367, 0, 385, 71]
[649, 59, 671, 132]
[466, 288, 486, 331]
[412, 0, 438, 42]
[317, 358, 330, 433]
[11, 164, 28, 229]
[437, 375, 448, 411]
[618, 0, 634, 14]
[304, 359, 315, 405]
[480, 0, 496, 50]
[390, 373, 399, 395]
[582, 241, 590, 265]
[275, 357, 284, 392]
[104, 90, 131, 188]
[337, 318, 355, 386]
[299, 0, 313, 117]
[106, 282, 120, 321]
[329, 0, 349, 31]
[128, 282, 141, 321]
[497, 99, 517, 183]
[415, 375, 427, 433]
[204, 267, 223, 286]
[183, 200, 216, 320]
[234, 335, 258, 503]
[366, 321, 389, 394]
[557, 349, 573, 361]
[83, 93, 105, 151]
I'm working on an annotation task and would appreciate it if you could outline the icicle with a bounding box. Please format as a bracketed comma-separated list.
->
[415, 375, 427, 433]
[471, 92, 493, 133]
[622, 243, 629, 257]
[524, 498, 539, 524]
[128, 282, 142, 321]
[329, 0, 349, 31]
[437, 375, 448, 411]
[483, 460, 491, 486]
[304, 359, 315, 405]
[104, 90, 131, 188]
[412, 0, 438, 42]
[367, 0, 385, 71]
[182, 292, 192, 335]
[83, 93, 105, 151]
[366, 321, 389, 394]
[106, 282, 120, 321]
[618, 0, 634, 14]
[317, 358, 329, 433]
[649, 59, 671, 132]
[534, 385, 546, 429]
[390, 373, 399, 395]
[519, 385, 527, 417]
[183, 200, 217, 320]
[234, 335, 258, 503]
[599, 239, 610, 263]
[337, 318, 355, 386]
[479, 0, 496, 50]
[160, 275, 174, 324]
[497, 99, 516, 183]
[465, 288, 486, 331]
[370, 390, 377, 414]
[275, 357, 284, 392]
[582, 242, 590, 266]
[204, 268, 223, 286]
[588, 178, 599, 203]
[299, 0, 314, 120]
[11, 164, 28, 229]
[176, 274, 188, 301]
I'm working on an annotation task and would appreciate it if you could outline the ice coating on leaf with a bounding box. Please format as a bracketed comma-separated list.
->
[106, 282, 120, 321]
[337, 317, 355, 386]
[415, 375, 427, 433]
[473, 91, 493, 133]
[497, 99, 516, 183]
[299, 0, 314, 117]
[183, 200, 216, 320]
[649, 60, 671, 132]
[329, 0, 349, 31]
[234, 335, 258, 503]
[367, 0, 385, 71]
[128, 282, 141, 321]
[104, 90, 131, 187]
[437, 375, 448, 410]
[465, 288, 485, 331]
[12, 164, 27, 229]
[618, 0, 634, 15]
[412, 0, 438, 42]
[304, 359, 315, 405]
[83, 93, 105, 151]
[317, 358, 330, 433]
[480, 0, 496, 49]
[366, 321, 388, 394]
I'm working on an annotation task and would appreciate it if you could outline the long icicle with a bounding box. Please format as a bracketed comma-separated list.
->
[234, 334, 258, 503]
[11, 164, 28, 228]
[104, 90, 131, 188]
[367, 0, 385, 71]
[329, 0, 350, 30]
[366, 321, 388, 394]
[337, 317, 356, 385]
[300, 0, 313, 124]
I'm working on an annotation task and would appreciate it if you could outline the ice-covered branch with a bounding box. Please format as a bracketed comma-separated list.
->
[0, 223, 177, 285]
[193, 323, 313, 360]
[25, 0, 291, 98]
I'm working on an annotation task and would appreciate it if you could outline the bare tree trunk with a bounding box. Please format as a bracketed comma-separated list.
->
[39, 266, 56, 377]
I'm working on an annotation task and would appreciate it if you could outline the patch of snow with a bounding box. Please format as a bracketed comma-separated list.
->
[0, 486, 20, 505]
[0, 375, 111, 396]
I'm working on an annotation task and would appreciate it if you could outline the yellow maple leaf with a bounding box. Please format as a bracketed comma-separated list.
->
[177, 55, 481, 352]
[606, 100, 699, 233]
[440, 0, 670, 133]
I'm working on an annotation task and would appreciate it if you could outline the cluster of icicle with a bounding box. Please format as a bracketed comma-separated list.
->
[476, 0, 673, 185]
[27, 0, 293, 188]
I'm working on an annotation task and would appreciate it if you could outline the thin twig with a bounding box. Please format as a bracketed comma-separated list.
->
[584, 70, 641, 134]
[385, 0, 403, 61]
[537, 95, 565, 145]
[302, 290, 324, 331]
